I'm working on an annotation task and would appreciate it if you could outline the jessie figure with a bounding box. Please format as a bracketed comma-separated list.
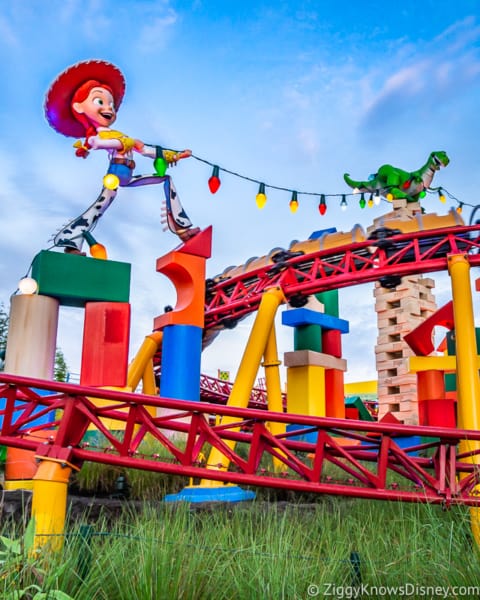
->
[45, 59, 199, 254]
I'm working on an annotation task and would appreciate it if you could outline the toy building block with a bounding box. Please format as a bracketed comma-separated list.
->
[284, 350, 346, 371]
[286, 364, 326, 417]
[282, 307, 349, 332]
[154, 227, 212, 330]
[31, 251, 130, 307]
[80, 302, 131, 387]
[404, 302, 454, 356]
[345, 396, 374, 421]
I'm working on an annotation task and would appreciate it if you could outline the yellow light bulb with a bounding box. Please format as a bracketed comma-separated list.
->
[386, 193, 393, 201]
[256, 193, 267, 209]
[367, 198, 374, 208]
[439, 194, 446, 203]
[289, 199, 298, 213]
[103, 173, 120, 190]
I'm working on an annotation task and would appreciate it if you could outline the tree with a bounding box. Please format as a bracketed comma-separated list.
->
[54, 348, 69, 382]
[0, 303, 9, 371]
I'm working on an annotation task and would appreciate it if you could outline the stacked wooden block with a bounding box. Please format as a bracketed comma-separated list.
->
[368, 200, 438, 424]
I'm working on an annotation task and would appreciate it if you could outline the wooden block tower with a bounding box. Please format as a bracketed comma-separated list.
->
[368, 200, 438, 424]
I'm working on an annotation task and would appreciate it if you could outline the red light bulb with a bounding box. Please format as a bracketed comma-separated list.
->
[318, 195, 327, 215]
[208, 166, 221, 194]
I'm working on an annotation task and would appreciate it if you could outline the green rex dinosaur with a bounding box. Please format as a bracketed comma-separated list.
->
[343, 151, 450, 202]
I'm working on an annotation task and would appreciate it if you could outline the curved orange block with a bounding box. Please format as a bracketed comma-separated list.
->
[154, 227, 212, 329]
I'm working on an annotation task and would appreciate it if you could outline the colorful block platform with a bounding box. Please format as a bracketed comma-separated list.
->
[31, 251, 131, 307]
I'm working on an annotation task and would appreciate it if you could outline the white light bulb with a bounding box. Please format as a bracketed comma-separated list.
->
[18, 277, 38, 295]
[374, 194, 381, 206]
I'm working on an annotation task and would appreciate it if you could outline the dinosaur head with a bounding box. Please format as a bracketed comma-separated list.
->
[430, 151, 450, 170]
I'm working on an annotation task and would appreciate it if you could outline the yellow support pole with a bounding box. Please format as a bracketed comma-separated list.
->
[31, 459, 77, 552]
[201, 287, 285, 483]
[141, 358, 158, 395]
[447, 253, 480, 547]
[263, 323, 286, 472]
[127, 332, 163, 391]
[448, 255, 480, 428]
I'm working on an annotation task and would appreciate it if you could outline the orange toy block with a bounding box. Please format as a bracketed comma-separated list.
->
[325, 369, 345, 418]
[154, 228, 212, 330]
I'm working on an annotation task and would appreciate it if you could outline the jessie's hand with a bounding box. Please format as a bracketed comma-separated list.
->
[163, 149, 192, 164]
[177, 149, 192, 160]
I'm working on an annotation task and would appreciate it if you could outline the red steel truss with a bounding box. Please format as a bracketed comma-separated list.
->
[2, 374, 480, 506]
[204, 225, 480, 329]
[199, 373, 284, 409]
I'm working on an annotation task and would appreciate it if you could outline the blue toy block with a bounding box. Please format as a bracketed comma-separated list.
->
[160, 324, 202, 401]
[286, 423, 318, 443]
[0, 387, 56, 429]
[282, 308, 349, 333]
[164, 485, 256, 503]
[361, 435, 422, 456]
[309, 228, 337, 239]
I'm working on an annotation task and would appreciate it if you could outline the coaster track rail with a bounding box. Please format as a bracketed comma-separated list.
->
[1, 374, 480, 506]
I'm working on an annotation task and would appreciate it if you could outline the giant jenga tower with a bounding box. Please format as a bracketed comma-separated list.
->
[369, 200, 438, 425]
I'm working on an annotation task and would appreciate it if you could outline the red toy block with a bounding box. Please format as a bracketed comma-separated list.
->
[404, 302, 454, 356]
[80, 302, 131, 387]
[322, 329, 342, 358]
[177, 226, 213, 258]
[345, 407, 359, 420]
[378, 411, 402, 424]
[418, 398, 456, 428]
[416, 369, 455, 427]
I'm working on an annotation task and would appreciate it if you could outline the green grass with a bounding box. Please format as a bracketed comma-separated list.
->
[1, 499, 480, 599]
[3, 437, 480, 598]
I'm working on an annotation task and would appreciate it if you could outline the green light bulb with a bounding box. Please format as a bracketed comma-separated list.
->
[154, 157, 168, 177]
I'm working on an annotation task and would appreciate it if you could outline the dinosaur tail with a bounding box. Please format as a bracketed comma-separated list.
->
[343, 173, 371, 191]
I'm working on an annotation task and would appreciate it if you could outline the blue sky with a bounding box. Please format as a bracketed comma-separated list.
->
[1, 1, 479, 382]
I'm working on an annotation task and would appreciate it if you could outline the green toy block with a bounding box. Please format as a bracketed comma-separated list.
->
[446, 328, 480, 354]
[316, 290, 339, 318]
[31, 250, 131, 307]
[294, 325, 322, 352]
[444, 373, 456, 392]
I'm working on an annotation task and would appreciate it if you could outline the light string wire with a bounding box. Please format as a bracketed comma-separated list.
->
[189, 152, 470, 209]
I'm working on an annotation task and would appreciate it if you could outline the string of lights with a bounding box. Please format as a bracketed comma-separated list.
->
[187, 152, 471, 216]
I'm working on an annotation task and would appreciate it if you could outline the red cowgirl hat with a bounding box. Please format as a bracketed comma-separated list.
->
[44, 59, 126, 137]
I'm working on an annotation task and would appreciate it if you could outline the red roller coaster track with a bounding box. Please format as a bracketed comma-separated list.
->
[1, 374, 480, 505]
[199, 373, 275, 408]
[204, 224, 480, 329]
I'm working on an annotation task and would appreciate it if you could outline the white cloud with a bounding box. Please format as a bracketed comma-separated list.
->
[136, 10, 178, 53]
[360, 18, 480, 132]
